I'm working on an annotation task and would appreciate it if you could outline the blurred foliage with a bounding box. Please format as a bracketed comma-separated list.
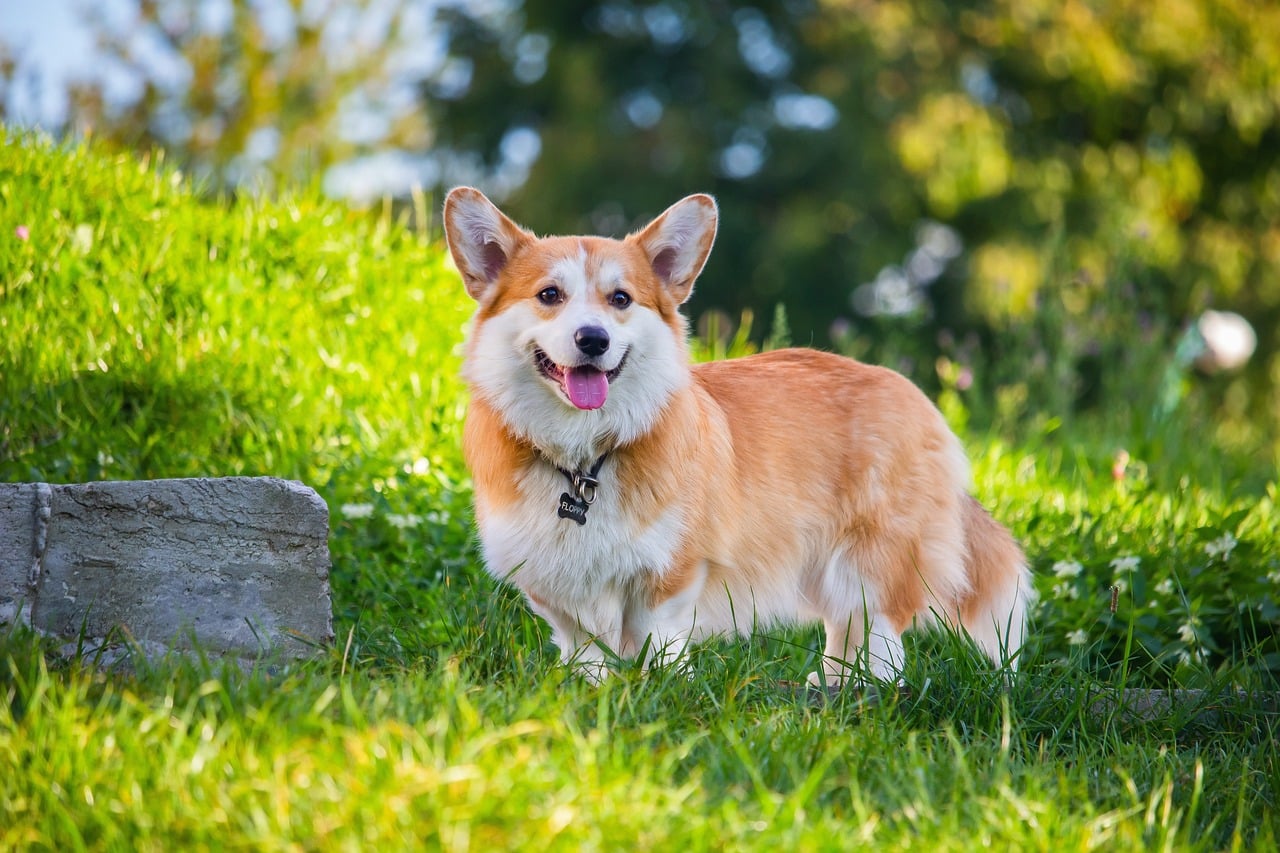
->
[27, 0, 434, 192]
[4, 0, 1279, 458]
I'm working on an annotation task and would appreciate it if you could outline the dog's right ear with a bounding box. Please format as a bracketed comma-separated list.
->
[443, 187, 531, 301]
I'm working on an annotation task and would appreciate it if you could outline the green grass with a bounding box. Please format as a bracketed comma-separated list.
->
[2, 131, 1278, 849]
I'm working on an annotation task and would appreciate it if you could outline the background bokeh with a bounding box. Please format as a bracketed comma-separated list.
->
[4, 0, 1278, 457]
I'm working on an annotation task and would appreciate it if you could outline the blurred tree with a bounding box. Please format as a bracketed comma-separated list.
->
[15, 0, 436, 192]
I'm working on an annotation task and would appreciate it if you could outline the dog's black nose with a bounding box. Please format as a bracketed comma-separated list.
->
[575, 326, 610, 357]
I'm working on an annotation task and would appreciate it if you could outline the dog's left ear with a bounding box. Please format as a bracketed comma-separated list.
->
[630, 194, 718, 304]
[443, 187, 532, 301]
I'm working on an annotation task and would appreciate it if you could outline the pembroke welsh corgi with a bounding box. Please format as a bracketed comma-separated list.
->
[444, 187, 1031, 686]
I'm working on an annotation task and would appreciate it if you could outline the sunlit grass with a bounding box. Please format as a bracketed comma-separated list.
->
[1, 132, 1277, 849]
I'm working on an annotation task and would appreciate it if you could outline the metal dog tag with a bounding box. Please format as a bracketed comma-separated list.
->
[557, 492, 589, 525]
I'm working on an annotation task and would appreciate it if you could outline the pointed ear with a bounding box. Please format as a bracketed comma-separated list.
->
[630, 194, 718, 304]
[443, 187, 531, 301]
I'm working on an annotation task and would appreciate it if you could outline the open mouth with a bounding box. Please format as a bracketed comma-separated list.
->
[534, 348, 627, 410]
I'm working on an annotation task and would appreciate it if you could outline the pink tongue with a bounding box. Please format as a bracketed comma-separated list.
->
[564, 366, 609, 410]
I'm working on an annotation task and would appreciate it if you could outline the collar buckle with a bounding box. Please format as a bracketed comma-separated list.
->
[572, 472, 600, 505]
[553, 453, 608, 510]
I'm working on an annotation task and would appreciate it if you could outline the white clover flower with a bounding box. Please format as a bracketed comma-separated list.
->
[340, 502, 375, 520]
[1110, 555, 1141, 574]
[1203, 533, 1238, 560]
[1067, 629, 1089, 646]
[1053, 560, 1083, 579]
[386, 513, 424, 529]
[1052, 582, 1080, 601]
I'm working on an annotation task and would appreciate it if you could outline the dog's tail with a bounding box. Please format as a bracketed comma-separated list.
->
[958, 495, 1033, 669]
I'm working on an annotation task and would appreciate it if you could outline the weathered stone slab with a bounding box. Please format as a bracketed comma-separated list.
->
[0, 483, 41, 625]
[0, 477, 333, 661]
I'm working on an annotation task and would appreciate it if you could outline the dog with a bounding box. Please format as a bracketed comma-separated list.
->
[444, 187, 1031, 686]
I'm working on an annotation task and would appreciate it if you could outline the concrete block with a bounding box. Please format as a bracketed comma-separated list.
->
[0, 477, 333, 662]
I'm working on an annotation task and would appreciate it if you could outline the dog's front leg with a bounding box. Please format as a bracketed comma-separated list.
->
[527, 594, 625, 684]
[624, 562, 707, 673]
[621, 605, 692, 673]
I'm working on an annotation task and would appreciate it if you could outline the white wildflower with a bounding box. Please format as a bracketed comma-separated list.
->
[1110, 555, 1141, 574]
[1268, 570, 1280, 585]
[1052, 582, 1079, 601]
[386, 513, 423, 529]
[340, 502, 375, 520]
[1203, 533, 1238, 560]
[1053, 560, 1083, 579]
[1178, 618, 1201, 645]
[1067, 629, 1089, 646]
[1155, 578, 1175, 596]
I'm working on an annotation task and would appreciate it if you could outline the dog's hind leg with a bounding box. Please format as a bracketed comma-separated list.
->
[958, 495, 1032, 670]
[804, 555, 906, 687]
[807, 608, 904, 688]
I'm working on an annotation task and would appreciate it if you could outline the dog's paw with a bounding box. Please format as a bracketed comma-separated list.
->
[571, 660, 610, 685]
[806, 669, 854, 690]
[806, 668, 905, 691]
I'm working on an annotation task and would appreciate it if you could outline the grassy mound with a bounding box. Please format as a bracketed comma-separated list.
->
[1, 130, 471, 490]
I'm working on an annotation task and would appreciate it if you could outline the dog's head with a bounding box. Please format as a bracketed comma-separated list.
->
[444, 187, 717, 456]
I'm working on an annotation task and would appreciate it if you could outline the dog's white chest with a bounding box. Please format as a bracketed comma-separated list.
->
[477, 466, 684, 603]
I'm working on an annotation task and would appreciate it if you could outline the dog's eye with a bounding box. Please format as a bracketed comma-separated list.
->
[536, 286, 562, 306]
[608, 290, 632, 309]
